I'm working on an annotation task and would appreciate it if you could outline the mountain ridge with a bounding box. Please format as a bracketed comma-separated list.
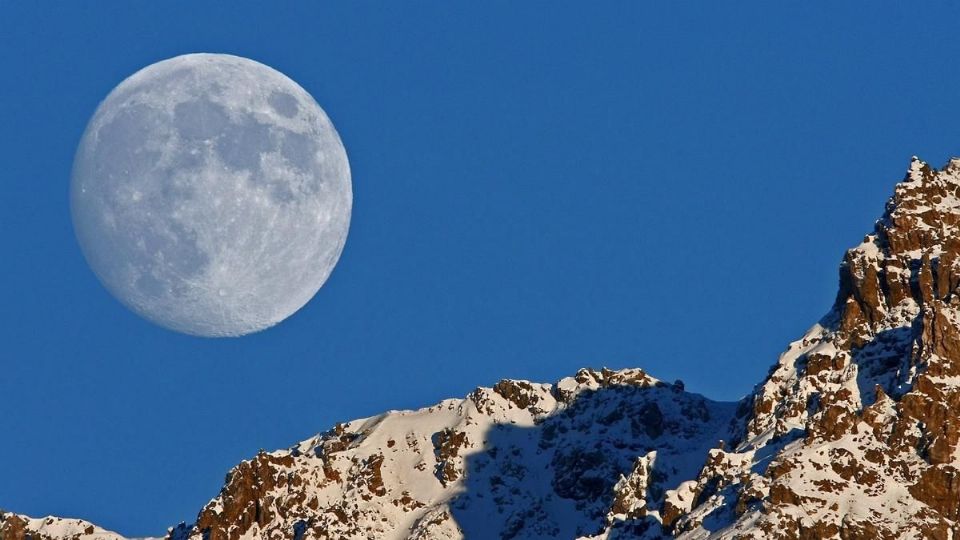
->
[6, 156, 960, 539]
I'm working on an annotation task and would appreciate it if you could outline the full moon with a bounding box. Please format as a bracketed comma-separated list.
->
[71, 54, 352, 337]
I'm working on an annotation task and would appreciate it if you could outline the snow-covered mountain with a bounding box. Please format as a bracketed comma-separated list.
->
[6, 156, 960, 539]
[159, 368, 734, 540]
[0, 512, 128, 540]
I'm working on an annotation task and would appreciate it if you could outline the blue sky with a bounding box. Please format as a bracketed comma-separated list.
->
[3, 2, 960, 536]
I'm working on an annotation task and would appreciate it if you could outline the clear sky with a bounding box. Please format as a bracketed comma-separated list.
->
[3, 2, 960, 536]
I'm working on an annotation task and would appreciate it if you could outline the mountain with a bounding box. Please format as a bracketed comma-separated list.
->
[5, 156, 960, 539]
[0, 512, 128, 540]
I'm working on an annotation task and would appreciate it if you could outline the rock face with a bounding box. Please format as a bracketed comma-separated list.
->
[9, 156, 960, 539]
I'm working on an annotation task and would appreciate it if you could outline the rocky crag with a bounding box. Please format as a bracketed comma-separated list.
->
[6, 157, 960, 539]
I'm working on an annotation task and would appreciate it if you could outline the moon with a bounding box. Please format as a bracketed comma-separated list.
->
[71, 53, 352, 337]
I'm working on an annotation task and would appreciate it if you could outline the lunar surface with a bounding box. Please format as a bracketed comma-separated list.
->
[71, 53, 352, 337]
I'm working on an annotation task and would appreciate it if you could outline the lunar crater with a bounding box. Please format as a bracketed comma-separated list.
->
[268, 91, 299, 118]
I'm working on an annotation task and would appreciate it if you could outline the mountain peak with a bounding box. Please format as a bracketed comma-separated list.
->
[885, 157, 960, 249]
[0, 512, 126, 540]
[723, 156, 960, 537]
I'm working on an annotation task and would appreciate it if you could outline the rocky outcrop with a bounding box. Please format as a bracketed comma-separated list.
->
[607, 452, 658, 522]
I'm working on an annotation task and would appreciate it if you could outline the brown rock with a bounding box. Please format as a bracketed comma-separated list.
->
[432, 428, 470, 486]
[908, 465, 960, 521]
